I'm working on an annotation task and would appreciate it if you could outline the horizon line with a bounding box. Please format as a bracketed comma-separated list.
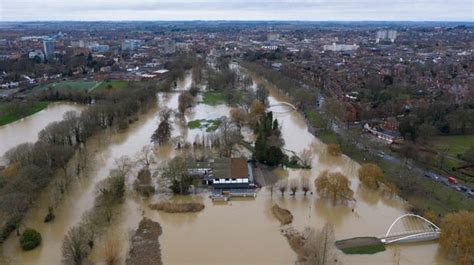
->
[1, 19, 473, 23]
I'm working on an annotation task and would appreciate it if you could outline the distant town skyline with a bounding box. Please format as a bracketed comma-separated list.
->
[1, 0, 473, 22]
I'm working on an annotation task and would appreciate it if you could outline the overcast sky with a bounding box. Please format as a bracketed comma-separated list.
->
[1, 0, 472, 21]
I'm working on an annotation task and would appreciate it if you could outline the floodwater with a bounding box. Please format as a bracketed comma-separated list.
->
[0, 73, 451, 265]
[0, 102, 84, 159]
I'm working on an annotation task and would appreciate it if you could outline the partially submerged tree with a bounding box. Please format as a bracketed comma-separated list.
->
[159, 156, 192, 194]
[278, 180, 288, 197]
[301, 176, 310, 196]
[134, 146, 156, 170]
[19, 228, 42, 251]
[327, 144, 342, 157]
[290, 179, 299, 196]
[134, 167, 155, 197]
[358, 163, 385, 190]
[314, 171, 354, 203]
[178, 91, 194, 117]
[439, 211, 474, 264]
[217, 117, 241, 157]
[151, 109, 173, 144]
[62, 226, 93, 265]
[230, 107, 247, 131]
[300, 148, 313, 168]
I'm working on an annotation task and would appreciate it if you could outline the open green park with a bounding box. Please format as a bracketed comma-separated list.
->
[35, 80, 101, 91]
[35, 79, 128, 92]
[0, 101, 49, 126]
[0, 80, 130, 126]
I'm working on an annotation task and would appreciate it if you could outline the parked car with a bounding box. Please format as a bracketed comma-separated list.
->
[458, 185, 468, 192]
[424, 172, 439, 181]
[467, 189, 474, 198]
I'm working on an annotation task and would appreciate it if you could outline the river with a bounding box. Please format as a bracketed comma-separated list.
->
[0, 102, 84, 160]
[0, 73, 451, 265]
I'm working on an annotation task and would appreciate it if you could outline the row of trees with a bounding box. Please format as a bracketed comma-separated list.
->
[0, 80, 160, 243]
[273, 163, 399, 204]
[62, 169, 126, 265]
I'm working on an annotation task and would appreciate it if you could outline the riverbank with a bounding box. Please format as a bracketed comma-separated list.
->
[244, 62, 473, 217]
[0, 101, 48, 126]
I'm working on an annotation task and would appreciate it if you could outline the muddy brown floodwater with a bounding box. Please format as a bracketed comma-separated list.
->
[0, 102, 84, 159]
[0, 73, 452, 265]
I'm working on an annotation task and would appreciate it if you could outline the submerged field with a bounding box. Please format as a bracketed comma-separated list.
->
[0, 101, 48, 126]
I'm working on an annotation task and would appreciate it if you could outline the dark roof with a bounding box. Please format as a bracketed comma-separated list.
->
[230, 158, 248, 179]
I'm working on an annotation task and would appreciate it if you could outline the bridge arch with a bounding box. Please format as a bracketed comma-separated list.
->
[269, 101, 297, 111]
[385, 214, 440, 238]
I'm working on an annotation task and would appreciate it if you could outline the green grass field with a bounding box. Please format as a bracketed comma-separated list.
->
[0, 102, 49, 126]
[202, 92, 225, 105]
[95, 80, 128, 91]
[304, 109, 328, 129]
[432, 134, 474, 158]
[317, 130, 339, 144]
[341, 244, 386, 255]
[36, 80, 101, 91]
[187, 119, 221, 132]
[335, 237, 386, 255]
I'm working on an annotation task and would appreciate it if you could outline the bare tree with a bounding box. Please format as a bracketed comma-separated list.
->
[62, 226, 93, 265]
[290, 179, 299, 196]
[230, 107, 247, 131]
[114, 155, 133, 178]
[76, 146, 91, 177]
[218, 117, 241, 157]
[135, 146, 155, 170]
[278, 180, 288, 197]
[158, 156, 192, 194]
[300, 148, 313, 168]
[301, 176, 310, 196]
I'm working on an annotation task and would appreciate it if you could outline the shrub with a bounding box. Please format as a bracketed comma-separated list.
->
[149, 202, 204, 213]
[271, 204, 293, 225]
[20, 228, 42, 251]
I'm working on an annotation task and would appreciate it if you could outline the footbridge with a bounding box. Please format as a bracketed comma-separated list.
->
[379, 214, 441, 244]
[268, 101, 297, 111]
[335, 214, 441, 252]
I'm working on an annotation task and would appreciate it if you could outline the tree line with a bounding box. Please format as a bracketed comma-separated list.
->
[0, 77, 162, 243]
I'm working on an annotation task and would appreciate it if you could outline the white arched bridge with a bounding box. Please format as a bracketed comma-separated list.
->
[268, 101, 297, 111]
[379, 214, 441, 244]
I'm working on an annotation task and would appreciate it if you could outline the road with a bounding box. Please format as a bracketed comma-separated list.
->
[331, 122, 474, 198]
